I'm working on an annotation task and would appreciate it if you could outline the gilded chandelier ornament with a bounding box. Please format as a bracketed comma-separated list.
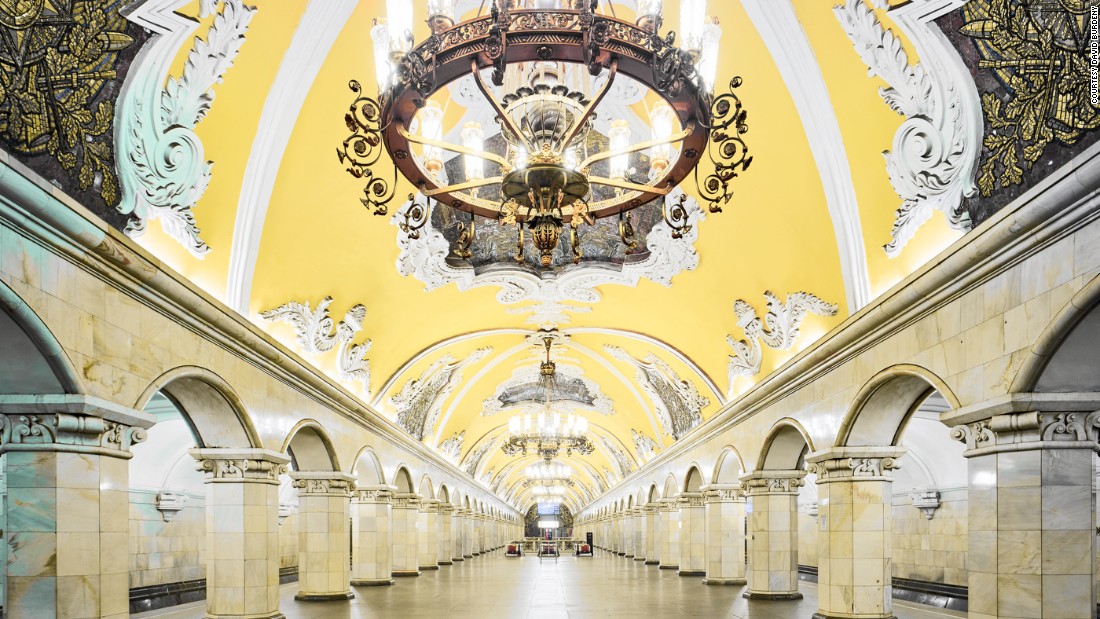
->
[336, 0, 752, 269]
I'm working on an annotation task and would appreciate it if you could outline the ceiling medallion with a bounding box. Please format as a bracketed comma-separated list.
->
[338, 0, 752, 269]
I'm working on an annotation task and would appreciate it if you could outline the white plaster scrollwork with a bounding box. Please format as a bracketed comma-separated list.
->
[834, 0, 980, 256]
[0, 413, 148, 454]
[948, 420, 994, 451]
[726, 291, 838, 392]
[393, 189, 704, 325]
[389, 348, 492, 441]
[631, 429, 660, 461]
[438, 431, 465, 462]
[117, 0, 256, 257]
[606, 345, 708, 440]
[461, 434, 497, 477]
[260, 296, 373, 394]
[601, 466, 618, 486]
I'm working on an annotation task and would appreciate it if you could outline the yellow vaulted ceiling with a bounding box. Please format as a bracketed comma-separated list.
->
[132, 0, 965, 511]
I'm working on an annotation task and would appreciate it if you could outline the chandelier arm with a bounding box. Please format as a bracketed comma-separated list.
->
[577, 126, 692, 170]
[422, 176, 505, 197]
[587, 176, 672, 195]
[397, 126, 511, 167]
[470, 58, 536, 152]
[559, 60, 618, 151]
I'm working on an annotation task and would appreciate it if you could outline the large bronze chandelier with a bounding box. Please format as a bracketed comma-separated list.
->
[500, 334, 595, 461]
[339, 0, 751, 268]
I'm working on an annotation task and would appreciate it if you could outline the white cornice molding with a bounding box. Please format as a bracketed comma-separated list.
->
[835, 0, 980, 257]
[117, 0, 256, 258]
[742, 0, 872, 313]
[226, 0, 358, 313]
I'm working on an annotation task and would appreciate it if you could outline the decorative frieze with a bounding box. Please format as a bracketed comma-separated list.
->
[702, 484, 744, 503]
[290, 471, 355, 496]
[190, 448, 290, 484]
[261, 296, 373, 394]
[353, 485, 395, 503]
[606, 345, 708, 439]
[726, 290, 837, 387]
[392, 493, 422, 510]
[949, 410, 1100, 455]
[740, 470, 807, 495]
[679, 492, 705, 508]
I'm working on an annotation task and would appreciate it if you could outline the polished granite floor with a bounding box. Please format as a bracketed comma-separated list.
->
[134, 551, 967, 619]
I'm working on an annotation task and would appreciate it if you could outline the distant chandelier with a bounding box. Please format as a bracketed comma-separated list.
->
[339, 0, 752, 268]
[501, 334, 594, 461]
[523, 461, 574, 488]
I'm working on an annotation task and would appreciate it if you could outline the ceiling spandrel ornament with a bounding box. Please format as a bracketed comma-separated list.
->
[605, 345, 708, 440]
[726, 290, 838, 394]
[389, 347, 492, 441]
[834, 0, 980, 257]
[260, 296, 373, 394]
[631, 429, 660, 462]
[116, 0, 256, 257]
[392, 187, 704, 326]
[461, 432, 499, 477]
[598, 435, 636, 478]
[438, 430, 465, 462]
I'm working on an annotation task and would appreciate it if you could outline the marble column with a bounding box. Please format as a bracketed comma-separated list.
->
[658, 498, 680, 570]
[417, 499, 439, 571]
[1, 401, 153, 619]
[806, 447, 906, 619]
[633, 508, 646, 561]
[438, 504, 454, 565]
[290, 471, 356, 601]
[678, 492, 706, 576]
[741, 470, 807, 600]
[463, 511, 474, 558]
[622, 512, 635, 557]
[192, 447, 291, 619]
[702, 484, 747, 585]
[452, 508, 466, 561]
[350, 485, 395, 586]
[391, 493, 421, 577]
[644, 503, 661, 564]
[947, 409, 1100, 619]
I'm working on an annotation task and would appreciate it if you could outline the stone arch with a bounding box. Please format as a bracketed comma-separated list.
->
[711, 446, 746, 484]
[350, 446, 385, 484]
[418, 475, 435, 500]
[627, 495, 634, 508]
[756, 418, 814, 471]
[835, 364, 959, 448]
[135, 366, 261, 448]
[393, 466, 415, 493]
[280, 419, 340, 471]
[438, 484, 451, 504]
[683, 464, 704, 493]
[647, 483, 659, 503]
[661, 473, 678, 498]
[0, 280, 82, 394]
[1014, 273, 1100, 392]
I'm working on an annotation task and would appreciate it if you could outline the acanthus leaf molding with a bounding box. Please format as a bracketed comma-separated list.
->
[605, 346, 708, 440]
[726, 290, 838, 394]
[389, 347, 492, 441]
[116, 0, 256, 257]
[260, 296, 373, 395]
[834, 0, 981, 257]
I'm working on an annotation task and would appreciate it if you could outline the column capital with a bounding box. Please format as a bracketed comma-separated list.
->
[190, 448, 290, 484]
[632, 507, 646, 516]
[702, 483, 745, 503]
[805, 446, 906, 483]
[946, 409, 1100, 456]
[678, 492, 705, 508]
[0, 395, 155, 458]
[420, 498, 441, 513]
[643, 502, 660, 513]
[353, 484, 396, 503]
[438, 503, 455, 515]
[657, 498, 680, 512]
[392, 492, 421, 509]
[739, 469, 807, 495]
[290, 470, 356, 496]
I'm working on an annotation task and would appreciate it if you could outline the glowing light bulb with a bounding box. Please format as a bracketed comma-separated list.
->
[648, 101, 675, 175]
[462, 121, 485, 182]
[608, 119, 631, 179]
[371, 22, 392, 90]
[386, 0, 414, 53]
[698, 19, 722, 92]
[681, 0, 707, 53]
[418, 100, 444, 176]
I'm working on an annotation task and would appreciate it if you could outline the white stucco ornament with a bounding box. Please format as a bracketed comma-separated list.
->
[116, 0, 256, 257]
